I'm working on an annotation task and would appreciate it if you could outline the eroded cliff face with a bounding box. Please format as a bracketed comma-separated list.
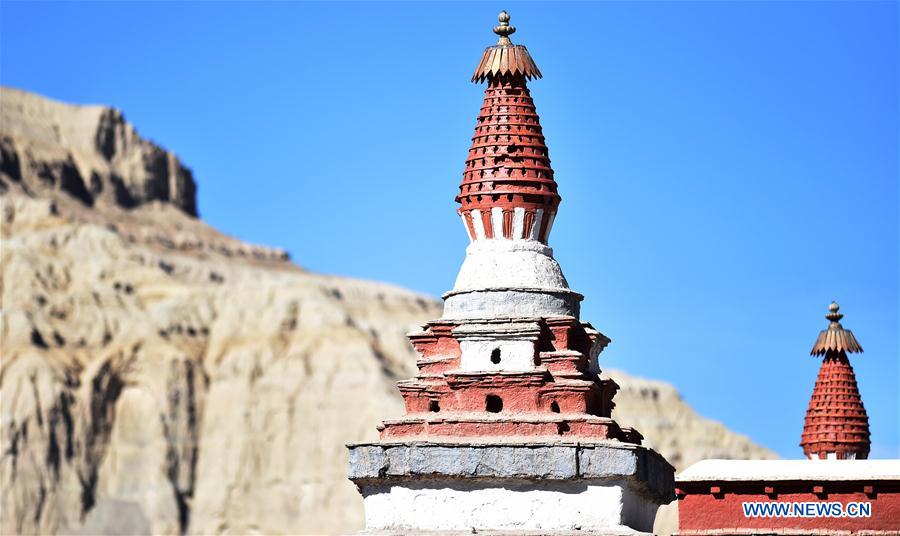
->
[1, 87, 196, 216]
[0, 88, 775, 536]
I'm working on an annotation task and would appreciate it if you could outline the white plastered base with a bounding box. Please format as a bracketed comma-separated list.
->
[362, 480, 658, 533]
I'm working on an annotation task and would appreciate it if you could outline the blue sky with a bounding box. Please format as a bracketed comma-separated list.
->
[3, 1, 897, 460]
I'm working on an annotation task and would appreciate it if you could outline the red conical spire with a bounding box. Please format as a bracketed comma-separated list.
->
[801, 302, 870, 460]
[457, 11, 560, 244]
[371, 13, 637, 444]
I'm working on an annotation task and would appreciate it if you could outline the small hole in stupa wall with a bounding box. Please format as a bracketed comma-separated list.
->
[486, 395, 503, 413]
[490, 348, 501, 364]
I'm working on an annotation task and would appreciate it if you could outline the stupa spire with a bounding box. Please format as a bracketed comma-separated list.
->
[460, 11, 556, 245]
[801, 301, 870, 460]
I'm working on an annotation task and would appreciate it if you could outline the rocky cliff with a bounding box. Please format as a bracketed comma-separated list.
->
[0, 88, 776, 536]
[1, 87, 196, 217]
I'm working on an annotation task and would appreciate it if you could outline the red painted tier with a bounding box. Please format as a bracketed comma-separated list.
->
[801, 303, 870, 460]
[801, 353, 870, 459]
[377, 316, 641, 442]
[457, 37, 559, 243]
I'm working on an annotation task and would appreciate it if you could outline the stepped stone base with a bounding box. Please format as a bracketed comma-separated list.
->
[348, 441, 674, 534]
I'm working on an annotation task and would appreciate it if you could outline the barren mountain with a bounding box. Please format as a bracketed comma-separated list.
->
[0, 88, 775, 536]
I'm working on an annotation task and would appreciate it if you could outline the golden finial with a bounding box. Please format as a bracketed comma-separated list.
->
[811, 300, 863, 355]
[493, 10, 516, 45]
[472, 10, 542, 83]
[826, 301, 844, 325]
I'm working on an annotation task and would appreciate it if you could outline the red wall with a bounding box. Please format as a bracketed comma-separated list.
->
[677, 481, 900, 534]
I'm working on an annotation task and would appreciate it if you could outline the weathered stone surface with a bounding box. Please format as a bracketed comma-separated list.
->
[349, 441, 674, 503]
[349, 443, 578, 480]
[580, 443, 675, 501]
[443, 288, 581, 320]
[1, 88, 775, 535]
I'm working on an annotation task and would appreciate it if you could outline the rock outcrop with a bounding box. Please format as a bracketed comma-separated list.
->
[1, 87, 196, 217]
[0, 88, 775, 536]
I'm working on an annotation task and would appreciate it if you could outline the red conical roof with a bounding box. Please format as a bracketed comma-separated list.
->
[801, 302, 870, 460]
[457, 11, 560, 243]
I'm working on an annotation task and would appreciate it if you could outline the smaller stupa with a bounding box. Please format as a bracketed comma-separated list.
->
[801, 301, 870, 460]
[675, 302, 899, 535]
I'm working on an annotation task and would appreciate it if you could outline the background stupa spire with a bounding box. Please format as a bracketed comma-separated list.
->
[801, 302, 870, 460]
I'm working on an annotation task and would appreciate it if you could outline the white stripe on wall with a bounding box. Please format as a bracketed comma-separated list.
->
[491, 207, 504, 239]
[530, 209, 544, 240]
[471, 209, 486, 240]
[512, 207, 525, 240]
